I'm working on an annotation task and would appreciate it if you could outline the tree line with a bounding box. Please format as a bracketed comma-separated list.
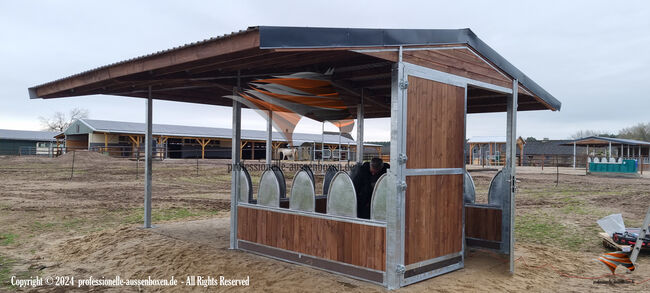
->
[569, 122, 650, 141]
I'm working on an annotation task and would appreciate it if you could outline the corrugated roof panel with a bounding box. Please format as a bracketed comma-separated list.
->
[78, 119, 379, 146]
[0, 129, 58, 141]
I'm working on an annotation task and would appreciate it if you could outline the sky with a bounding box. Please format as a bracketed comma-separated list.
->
[1, 1, 649, 141]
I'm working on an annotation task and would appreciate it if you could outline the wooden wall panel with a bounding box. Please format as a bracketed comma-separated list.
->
[403, 48, 512, 89]
[404, 174, 464, 265]
[237, 207, 386, 271]
[405, 77, 465, 169]
[465, 206, 502, 242]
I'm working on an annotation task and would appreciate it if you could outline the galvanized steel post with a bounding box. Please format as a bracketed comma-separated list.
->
[266, 110, 272, 165]
[230, 73, 242, 250]
[505, 79, 518, 273]
[357, 91, 364, 164]
[386, 48, 405, 290]
[144, 86, 153, 228]
[230, 99, 242, 249]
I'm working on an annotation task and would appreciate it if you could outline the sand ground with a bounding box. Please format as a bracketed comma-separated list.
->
[0, 152, 649, 292]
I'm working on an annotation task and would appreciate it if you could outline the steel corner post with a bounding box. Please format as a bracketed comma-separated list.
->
[230, 100, 242, 250]
[505, 79, 518, 273]
[144, 86, 153, 229]
[386, 54, 405, 290]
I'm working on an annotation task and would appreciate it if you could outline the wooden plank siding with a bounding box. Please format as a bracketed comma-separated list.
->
[403, 49, 512, 89]
[237, 206, 386, 271]
[405, 77, 465, 169]
[404, 175, 464, 264]
[403, 76, 465, 265]
[465, 206, 502, 242]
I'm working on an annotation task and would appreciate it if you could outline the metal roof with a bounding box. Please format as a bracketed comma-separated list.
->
[29, 26, 560, 112]
[467, 136, 507, 143]
[258, 26, 561, 111]
[570, 136, 650, 146]
[75, 119, 378, 146]
[524, 140, 586, 156]
[29, 27, 258, 91]
[0, 129, 57, 141]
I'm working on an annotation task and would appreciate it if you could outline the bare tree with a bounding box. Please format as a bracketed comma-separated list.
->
[39, 108, 89, 132]
[618, 122, 650, 141]
[568, 129, 616, 139]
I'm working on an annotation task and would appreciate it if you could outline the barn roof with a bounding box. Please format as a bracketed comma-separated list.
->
[569, 136, 650, 146]
[72, 119, 377, 146]
[28, 26, 560, 117]
[524, 140, 586, 156]
[0, 129, 58, 142]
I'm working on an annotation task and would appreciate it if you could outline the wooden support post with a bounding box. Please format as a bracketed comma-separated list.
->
[251, 141, 255, 160]
[469, 143, 473, 165]
[195, 138, 212, 159]
[240, 141, 248, 160]
[104, 132, 108, 152]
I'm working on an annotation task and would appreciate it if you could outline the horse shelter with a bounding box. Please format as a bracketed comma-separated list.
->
[28, 26, 561, 289]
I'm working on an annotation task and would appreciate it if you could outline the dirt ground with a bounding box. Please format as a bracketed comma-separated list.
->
[0, 152, 649, 292]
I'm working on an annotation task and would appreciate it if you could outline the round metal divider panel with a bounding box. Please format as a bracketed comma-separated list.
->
[487, 169, 507, 206]
[370, 173, 393, 221]
[463, 170, 476, 204]
[270, 165, 287, 198]
[322, 165, 339, 195]
[239, 165, 253, 203]
[258, 169, 281, 207]
[300, 165, 315, 189]
[289, 170, 316, 212]
[326, 171, 357, 217]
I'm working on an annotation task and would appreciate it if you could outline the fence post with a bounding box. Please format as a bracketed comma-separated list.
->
[69, 150, 76, 180]
[136, 149, 139, 180]
[555, 155, 559, 187]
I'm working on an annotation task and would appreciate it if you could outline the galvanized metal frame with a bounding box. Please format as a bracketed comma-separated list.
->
[386, 47, 405, 290]
[229, 99, 242, 250]
[403, 168, 463, 176]
[143, 86, 153, 228]
[266, 110, 272, 165]
[237, 240, 386, 285]
[357, 90, 364, 164]
[505, 79, 518, 272]
[229, 50, 518, 288]
[403, 62, 512, 94]
[395, 61, 471, 287]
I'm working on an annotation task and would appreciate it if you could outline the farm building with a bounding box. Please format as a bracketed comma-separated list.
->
[0, 129, 58, 156]
[59, 118, 381, 160]
[467, 136, 525, 166]
[567, 136, 650, 171]
[29, 26, 561, 288]
[522, 139, 587, 167]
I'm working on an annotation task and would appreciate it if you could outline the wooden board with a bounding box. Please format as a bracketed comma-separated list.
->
[404, 175, 464, 265]
[465, 206, 502, 242]
[405, 77, 465, 169]
[403, 48, 512, 89]
[237, 206, 386, 271]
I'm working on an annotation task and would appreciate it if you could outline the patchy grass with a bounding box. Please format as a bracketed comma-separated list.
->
[31, 221, 56, 231]
[0, 254, 13, 289]
[0, 254, 41, 290]
[515, 213, 588, 251]
[0, 233, 17, 246]
[122, 207, 219, 225]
